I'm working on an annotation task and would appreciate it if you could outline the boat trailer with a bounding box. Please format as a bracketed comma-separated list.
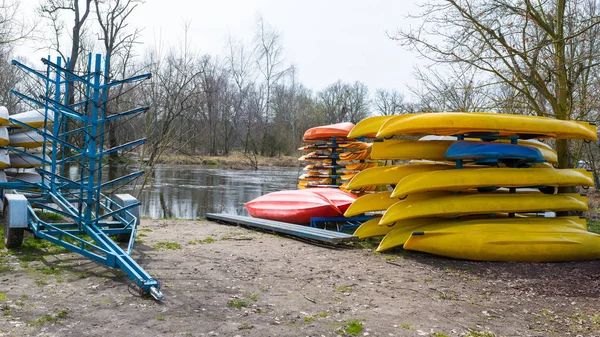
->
[3, 54, 163, 300]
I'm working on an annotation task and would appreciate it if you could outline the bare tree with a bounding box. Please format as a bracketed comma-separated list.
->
[0, 0, 35, 46]
[94, 0, 143, 165]
[373, 88, 410, 116]
[393, 0, 600, 169]
[410, 65, 493, 112]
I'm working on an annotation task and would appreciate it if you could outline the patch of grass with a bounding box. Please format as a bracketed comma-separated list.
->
[334, 285, 353, 293]
[34, 210, 63, 222]
[431, 333, 450, 337]
[0, 293, 6, 301]
[155, 315, 165, 321]
[358, 238, 379, 250]
[188, 237, 216, 245]
[37, 266, 63, 275]
[227, 299, 248, 308]
[304, 316, 315, 323]
[587, 220, 600, 234]
[345, 319, 363, 335]
[154, 241, 181, 250]
[400, 323, 412, 329]
[27, 309, 68, 327]
[246, 293, 259, 301]
[385, 255, 398, 261]
[239, 323, 253, 330]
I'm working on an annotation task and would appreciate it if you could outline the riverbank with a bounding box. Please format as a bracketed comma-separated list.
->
[1, 219, 600, 336]
[150, 152, 300, 169]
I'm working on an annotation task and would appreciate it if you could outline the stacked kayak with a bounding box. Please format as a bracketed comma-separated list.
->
[2, 108, 54, 190]
[245, 188, 357, 224]
[297, 122, 380, 195]
[346, 112, 599, 262]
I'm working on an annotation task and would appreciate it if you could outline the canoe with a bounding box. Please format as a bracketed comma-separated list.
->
[306, 188, 357, 214]
[9, 152, 50, 168]
[6, 171, 43, 184]
[9, 129, 49, 148]
[377, 112, 597, 140]
[380, 193, 588, 225]
[245, 190, 342, 224]
[353, 217, 440, 239]
[0, 126, 9, 147]
[377, 216, 588, 252]
[344, 191, 395, 216]
[0, 106, 8, 126]
[403, 227, 600, 262]
[345, 162, 379, 170]
[391, 168, 593, 198]
[338, 142, 370, 149]
[339, 149, 370, 161]
[370, 138, 557, 163]
[9, 109, 55, 128]
[445, 141, 546, 166]
[371, 139, 453, 161]
[303, 122, 355, 141]
[346, 163, 458, 190]
[0, 149, 10, 168]
[347, 115, 395, 139]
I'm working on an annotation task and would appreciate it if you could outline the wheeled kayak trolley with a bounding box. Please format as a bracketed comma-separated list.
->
[4, 54, 163, 300]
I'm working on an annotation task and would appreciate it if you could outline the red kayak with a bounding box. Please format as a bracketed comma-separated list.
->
[305, 188, 357, 214]
[245, 190, 343, 224]
[302, 122, 355, 141]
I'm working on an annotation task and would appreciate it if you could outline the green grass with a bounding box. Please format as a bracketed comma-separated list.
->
[154, 241, 181, 250]
[27, 309, 69, 327]
[587, 220, 600, 234]
[334, 285, 353, 293]
[34, 210, 63, 222]
[228, 299, 248, 308]
[345, 319, 363, 335]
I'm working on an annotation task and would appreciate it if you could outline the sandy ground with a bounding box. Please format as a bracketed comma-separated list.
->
[1, 219, 600, 337]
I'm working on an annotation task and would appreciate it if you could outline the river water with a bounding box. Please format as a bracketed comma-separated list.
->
[108, 165, 300, 219]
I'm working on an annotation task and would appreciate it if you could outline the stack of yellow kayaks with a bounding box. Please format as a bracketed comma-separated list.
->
[346, 112, 600, 262]
[298, 122, 380, 194]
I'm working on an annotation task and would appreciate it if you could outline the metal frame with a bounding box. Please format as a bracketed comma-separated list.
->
[6, 54, 163, 300]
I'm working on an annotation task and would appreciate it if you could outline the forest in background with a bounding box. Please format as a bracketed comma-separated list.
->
[0, 0, 599, 173]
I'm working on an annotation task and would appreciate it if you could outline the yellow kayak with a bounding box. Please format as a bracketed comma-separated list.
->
[346, 163, 459, 190]
[371, 138, 558, 164]
[344, 191, 396, 216]
[353, 217, 440, 239]
[380, 193, 588, 225]
[371, 139, 453, 161]
[377, 216, 588, 252]
[391, 168, 593, 198]
[377, 112, 597, 140]
[347, 115, 396, 139]
[344, 190, 462, 217]
[403, 227, 600, 262]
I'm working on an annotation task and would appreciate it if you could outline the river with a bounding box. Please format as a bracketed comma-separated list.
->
[107, 165, 300, 219]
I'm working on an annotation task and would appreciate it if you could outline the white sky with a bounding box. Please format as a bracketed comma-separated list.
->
[18, 0, 427, 96]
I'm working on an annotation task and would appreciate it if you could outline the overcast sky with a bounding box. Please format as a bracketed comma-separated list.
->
[20, 0, 426, 96]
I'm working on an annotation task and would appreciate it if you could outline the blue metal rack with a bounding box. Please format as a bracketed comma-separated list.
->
[3, 54, 163, 300]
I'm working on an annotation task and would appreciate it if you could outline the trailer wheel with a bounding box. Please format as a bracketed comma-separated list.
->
[3, 200, 24, 249]
[114, 233, 130, 243]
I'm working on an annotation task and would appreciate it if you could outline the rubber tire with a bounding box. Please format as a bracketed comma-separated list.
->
[3, 200, 24, 249]
[114, 233, 130, 243]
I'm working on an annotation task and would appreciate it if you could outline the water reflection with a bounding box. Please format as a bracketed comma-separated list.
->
[103, 165, 299, 219]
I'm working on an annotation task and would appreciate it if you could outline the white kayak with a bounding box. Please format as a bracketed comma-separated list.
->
[9, 129, 49, 148]
[9, 109, 54, 128]
[9, 152, 50, 168]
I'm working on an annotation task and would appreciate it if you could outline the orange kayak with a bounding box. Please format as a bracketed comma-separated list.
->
[303, 122, 355, 141]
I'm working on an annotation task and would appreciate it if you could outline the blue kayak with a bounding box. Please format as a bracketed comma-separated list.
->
[445, 141, 546, 167]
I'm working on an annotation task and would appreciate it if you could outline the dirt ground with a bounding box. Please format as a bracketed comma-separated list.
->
[1, 219, 600, 337]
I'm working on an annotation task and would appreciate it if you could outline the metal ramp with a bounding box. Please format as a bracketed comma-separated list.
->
[205, 213, 357, 245]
